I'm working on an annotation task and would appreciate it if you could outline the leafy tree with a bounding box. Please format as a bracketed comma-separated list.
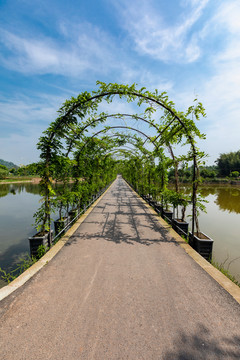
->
[0, 165, 9, 179]
[216, 150, 240, 176]
[17, 162, 41, 176]
[200, 167, 217, 178]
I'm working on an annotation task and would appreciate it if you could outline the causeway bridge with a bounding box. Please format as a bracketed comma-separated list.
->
[0, 176, 240, 359]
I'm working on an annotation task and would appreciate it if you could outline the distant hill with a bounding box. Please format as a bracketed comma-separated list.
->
[0, 159, 19, 169]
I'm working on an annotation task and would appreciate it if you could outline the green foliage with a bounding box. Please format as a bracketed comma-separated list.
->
[0, 164, 8, 171]
[0, 245, 47, 284]
[9, 168, 17, 175]
[230, 171, 239, 178]
[0, 255, 36, 284]
[33, 81, 206, 243]
[162, 189, 175, 210]
[216, 150, 240, 176]
[33, 203, 51, 233]
[17, 162, 41, 176]
[211, 259, 240, 287]
[0, 168, 8, 179]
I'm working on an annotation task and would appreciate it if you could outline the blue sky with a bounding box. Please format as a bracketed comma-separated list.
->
[0, 0, 240, 165]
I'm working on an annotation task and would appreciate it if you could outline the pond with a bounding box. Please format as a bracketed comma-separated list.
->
[0, 182, 240, 287]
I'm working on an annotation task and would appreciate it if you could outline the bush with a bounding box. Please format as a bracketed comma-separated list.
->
[230, 171, 239, 178]
[0, 168, 8, 179]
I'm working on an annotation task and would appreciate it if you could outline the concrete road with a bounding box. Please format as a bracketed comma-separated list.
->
[0, 176, 240, 359]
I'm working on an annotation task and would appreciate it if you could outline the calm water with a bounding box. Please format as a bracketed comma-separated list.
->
[0, 184, 40, 286]
[192, 186, 240, 282]
[0, 183, 240, 285]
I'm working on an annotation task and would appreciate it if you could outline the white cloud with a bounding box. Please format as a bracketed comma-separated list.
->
[212, 1, 240, 34]
[171, 1, 240, 163]
[0, 23, 123, 76]
[0, 93, 65, 131]
[113, 0, 209, 63]
[0, 99, 53, 127]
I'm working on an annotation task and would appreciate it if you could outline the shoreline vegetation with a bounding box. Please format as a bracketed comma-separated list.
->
[1, 176, 240, 186]
[0, 176, 41, 184]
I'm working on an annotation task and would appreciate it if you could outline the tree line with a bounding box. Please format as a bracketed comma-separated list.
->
[167, 150, 240, 181]
[1, 149, 240, 181]
[215, 150, 240, 177]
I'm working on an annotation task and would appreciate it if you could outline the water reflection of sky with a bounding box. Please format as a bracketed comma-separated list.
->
[0, 183, 68, 279]
[0, 185, 42, 275]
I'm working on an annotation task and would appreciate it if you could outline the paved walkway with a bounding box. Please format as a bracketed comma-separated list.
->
[0, 176, 240, 359]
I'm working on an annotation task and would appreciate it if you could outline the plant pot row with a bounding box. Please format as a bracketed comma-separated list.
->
[29, 183, 112, 258]
[28, 207, 80, 257]
[141, 192, 213, 261]
[28, 188, 105, 257]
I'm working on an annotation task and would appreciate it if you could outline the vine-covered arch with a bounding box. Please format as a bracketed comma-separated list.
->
[36, 81, 206, 242]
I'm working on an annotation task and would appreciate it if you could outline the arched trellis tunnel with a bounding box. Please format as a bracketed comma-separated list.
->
[35, 81, 206, 245]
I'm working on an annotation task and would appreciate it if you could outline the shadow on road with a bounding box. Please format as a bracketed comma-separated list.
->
[66, 179, 184, 247]
[163, 323, 240, 359]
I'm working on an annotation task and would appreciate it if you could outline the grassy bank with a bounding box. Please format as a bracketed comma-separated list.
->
[0, 176, 41, 184]
[211, 259, 240, 288]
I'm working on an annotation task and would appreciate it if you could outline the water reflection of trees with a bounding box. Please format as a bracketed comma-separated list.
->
[0, 183, 72, 198]
[197, 186, 240, 214]
[214, 188, 240, 214]
[177, 185, 240, 214]
[0, 183, 41, 198]
[24, 183, 41, 194]
[0, 184, 10, 198]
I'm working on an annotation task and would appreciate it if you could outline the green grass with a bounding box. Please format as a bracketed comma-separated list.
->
[0, 245, 47, 285]
[0, 176, 35, 183]
[211, 260, 240, 287]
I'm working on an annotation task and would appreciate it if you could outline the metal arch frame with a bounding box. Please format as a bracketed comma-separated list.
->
[63, 113, 161, 156]
[98, 148, 142, 160]
[75, 126, 158, 156]
[41, 85, 201, 237]
[98, 133, 150, 154]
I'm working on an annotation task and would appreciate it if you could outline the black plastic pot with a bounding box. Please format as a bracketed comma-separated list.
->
[29, 230, 53, 257]
[189, 231, 214, 261]
[162, 209, 173, 222]
[54, 217, 69, 236]
[149, 199, 157, 207]
[154, 202, 163, 215]
[172, 219, 189, 235]
[68, 209, 78, 222]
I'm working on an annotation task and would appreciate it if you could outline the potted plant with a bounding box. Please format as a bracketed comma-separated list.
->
[65, 189, 79, 223]
[171, 192, 190, 235]
[53, 192, 69, 236]
[154, 200, 163, 215]
[68, 207, 79, 222]
[162, 189, 174, 221]
[29, 171, 54, 256]
[189, 194, 214, 260]
[30, 202, 53, 257]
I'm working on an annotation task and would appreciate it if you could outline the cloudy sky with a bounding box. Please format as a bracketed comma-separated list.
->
[0, 0, 240, 165]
